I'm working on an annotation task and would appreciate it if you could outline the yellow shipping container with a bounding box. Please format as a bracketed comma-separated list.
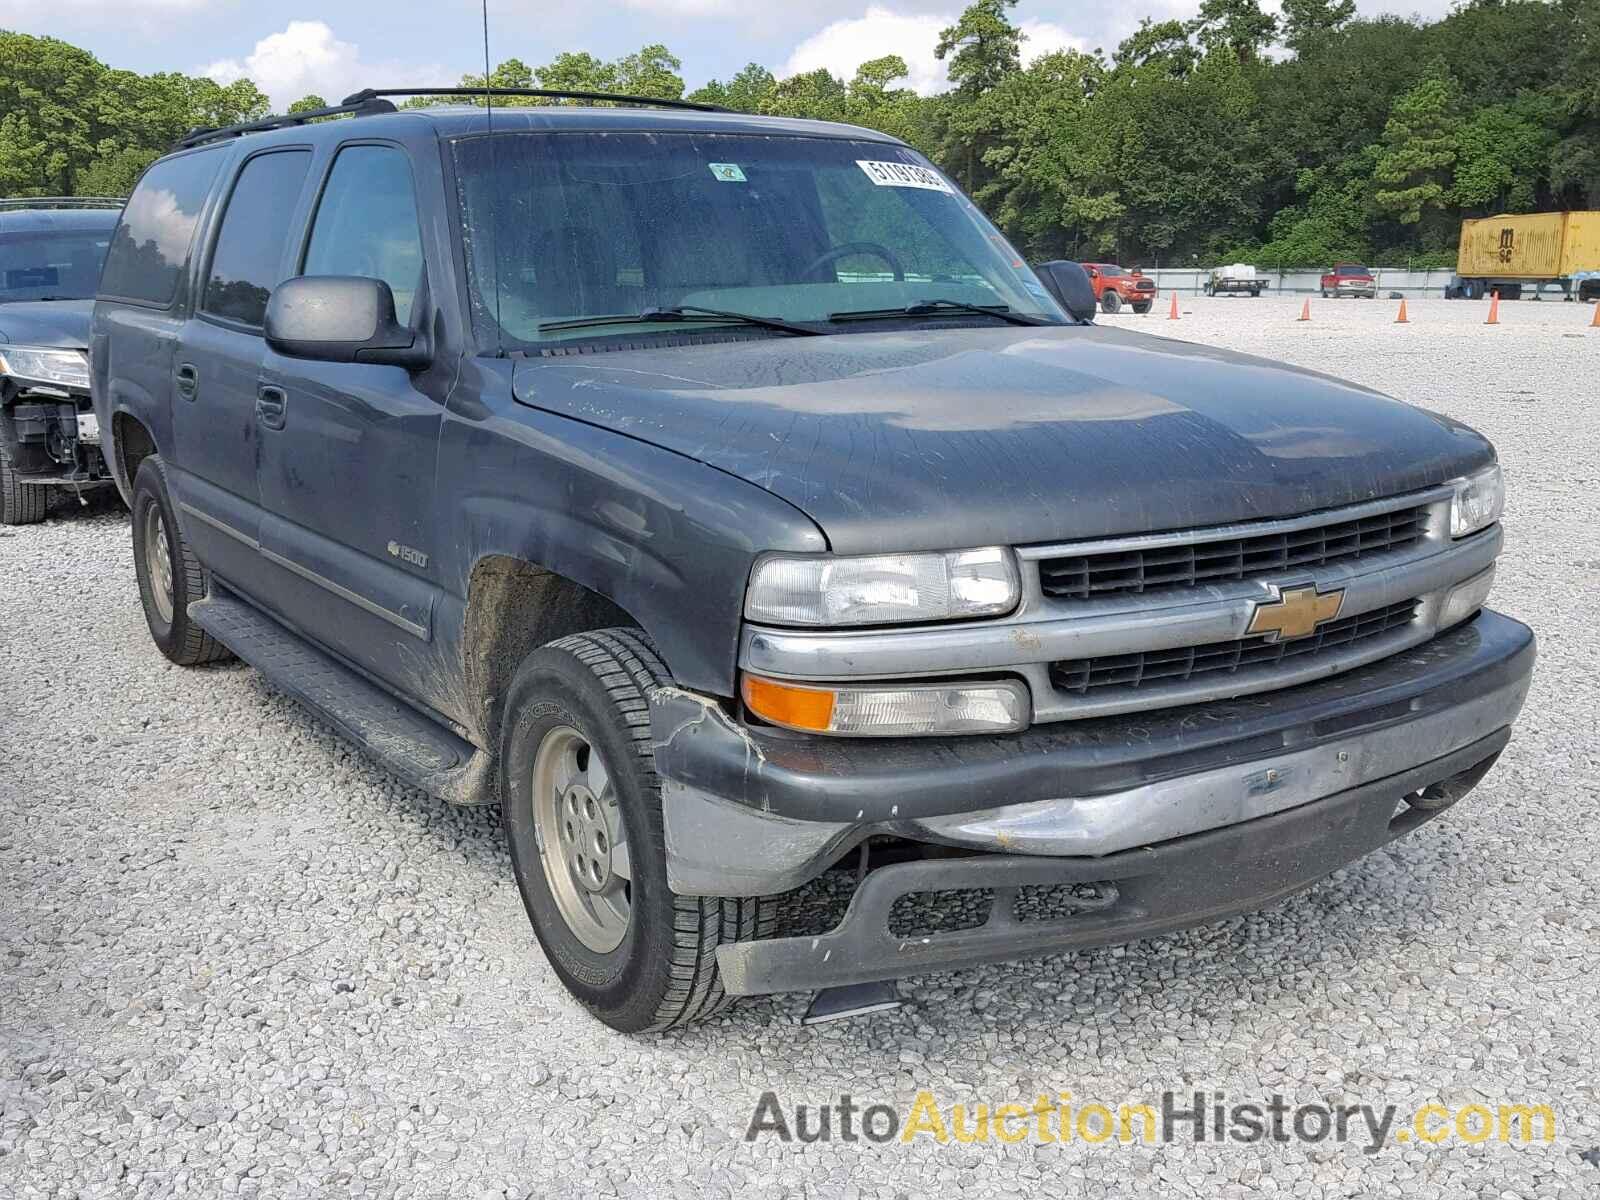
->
[1458, 211, 1600, 279]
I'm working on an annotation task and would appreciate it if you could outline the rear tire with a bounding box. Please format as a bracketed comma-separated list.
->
[1100, 291, 1121, 314]
[500, 628, 771, 1033]
[0, 456, 48, 525]
[130, 457, 230, 666]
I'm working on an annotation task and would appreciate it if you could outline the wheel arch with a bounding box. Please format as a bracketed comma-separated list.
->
[462, 554, 643, 746]
[112, 412, 159, 505]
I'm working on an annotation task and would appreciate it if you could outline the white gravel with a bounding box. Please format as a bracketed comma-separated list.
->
[3, 295, 1597, 1198]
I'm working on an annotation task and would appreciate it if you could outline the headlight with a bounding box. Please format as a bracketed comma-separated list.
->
[745, 547, 1020, 627]
[1450, 464, 1503, 538]
[742, 674, 1029, 737]
[0, 345, 90, 391]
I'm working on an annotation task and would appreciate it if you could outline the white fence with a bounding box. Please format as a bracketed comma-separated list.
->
[1142, 267, 1465, 297]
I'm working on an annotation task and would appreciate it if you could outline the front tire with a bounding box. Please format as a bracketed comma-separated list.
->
[1100, 290, 1122, 314]
[130, 457, 230, 665]
[0, 457, 48, 525]
[499, 628, 770, 1033]
[1131, 300, 1152, 315]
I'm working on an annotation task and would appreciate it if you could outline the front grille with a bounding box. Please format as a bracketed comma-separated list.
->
[1134, 280, 1156, 292]
[1038, 504, 1428, 600]
[1050, 598, 1419, 695]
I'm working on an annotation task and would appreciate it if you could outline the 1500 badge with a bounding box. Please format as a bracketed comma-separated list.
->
[386, 541, 428, 568]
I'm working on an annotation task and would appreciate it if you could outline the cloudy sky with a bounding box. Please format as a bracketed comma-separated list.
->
[1, 0, 1456, 112]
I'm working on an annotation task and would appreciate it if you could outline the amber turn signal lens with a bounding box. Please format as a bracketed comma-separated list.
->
[741, 674, 836, 732]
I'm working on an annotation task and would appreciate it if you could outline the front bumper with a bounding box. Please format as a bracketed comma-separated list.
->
[653, 609, 1533, 900]
[714, 729, 1507, 995]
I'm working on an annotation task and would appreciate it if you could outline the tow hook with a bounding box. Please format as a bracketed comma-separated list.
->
[1405, 751, 1503, 811]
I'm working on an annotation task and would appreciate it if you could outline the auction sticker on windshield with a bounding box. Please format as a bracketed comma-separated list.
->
[708, 163, 747, 183]
[856, 160, 953, 193]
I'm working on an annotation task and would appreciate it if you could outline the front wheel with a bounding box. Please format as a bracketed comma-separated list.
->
[1100, 290, 1122, 314]
[500, 629, 770, 1033]
[0, 456, 48, 525]
[130, 457, 230, 665]
[1131, 300, 1152, 315]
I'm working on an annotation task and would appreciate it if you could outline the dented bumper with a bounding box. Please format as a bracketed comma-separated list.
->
[652, 611, 1534, 899]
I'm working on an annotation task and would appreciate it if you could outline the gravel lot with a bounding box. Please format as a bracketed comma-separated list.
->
[3, 296, 1597, 1198]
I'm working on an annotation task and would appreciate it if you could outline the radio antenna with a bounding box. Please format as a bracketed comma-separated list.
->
[481, 0, 504, 355]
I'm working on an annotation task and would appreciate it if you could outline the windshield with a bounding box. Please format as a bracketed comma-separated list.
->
[0, 228, 113, 302]
[1092, 264, 1125, 277]
[451, 131, 1063, 349]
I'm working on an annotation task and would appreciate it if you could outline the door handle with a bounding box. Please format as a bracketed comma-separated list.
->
[175, 363, 198, 401]
[256, 385, 287, 430]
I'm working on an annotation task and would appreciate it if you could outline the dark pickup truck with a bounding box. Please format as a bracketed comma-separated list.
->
[0, 199, 123, 523]
[94, 92, 1533, 1032]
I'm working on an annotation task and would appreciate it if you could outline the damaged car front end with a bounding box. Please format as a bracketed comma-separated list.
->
[0, 200, 122, 524]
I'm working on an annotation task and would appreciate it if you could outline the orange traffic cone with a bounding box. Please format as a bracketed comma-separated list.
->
[1168, 292, 1179, 320]
[1297, 298, 1311, 322]
[1395, 298, 1409, 323]
[1590, 302, 1599, 328]
[1485, 291, 1500, 325]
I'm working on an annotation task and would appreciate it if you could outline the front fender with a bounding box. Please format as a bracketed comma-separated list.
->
[436, 366, 827, 696]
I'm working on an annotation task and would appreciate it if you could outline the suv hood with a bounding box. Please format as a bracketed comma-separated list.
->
[0, 299, 92, 349]
[511, 325, 1493, 554]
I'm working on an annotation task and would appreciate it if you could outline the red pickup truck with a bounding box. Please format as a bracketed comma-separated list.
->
[1079, 262, 1157, 314]
[1320, 263, 1377, 299]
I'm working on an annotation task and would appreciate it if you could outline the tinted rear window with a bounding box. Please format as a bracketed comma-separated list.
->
[100, 150, 223, 305]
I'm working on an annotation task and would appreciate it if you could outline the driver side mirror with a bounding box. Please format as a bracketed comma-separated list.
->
[1032, 261, 1098, 323]
[265, 275, 430, 368]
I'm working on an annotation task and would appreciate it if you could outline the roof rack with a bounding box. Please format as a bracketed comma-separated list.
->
[341, 87, 727, 113]
[0, 196, 125, 211]
[174, 96, 399, 150]
[170, 87, 728, 152]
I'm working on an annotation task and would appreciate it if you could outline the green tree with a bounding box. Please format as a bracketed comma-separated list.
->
[1187, 0, 1279, 61]
[1373, 73, 1460, 224]
[936, 0, 1024, 94]
[287, 94, 328, 113]
[687, 63, 776, 111]
[1452, 98, 1558, 211]
[1279, 0, 1356, 54]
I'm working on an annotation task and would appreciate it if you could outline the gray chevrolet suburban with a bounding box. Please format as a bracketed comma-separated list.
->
[0, 198, 123, 523]
[93, 90, 1534, 1032]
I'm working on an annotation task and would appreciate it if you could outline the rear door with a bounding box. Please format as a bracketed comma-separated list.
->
[255, 141, 448, 688]
[170, 146, 313, 594]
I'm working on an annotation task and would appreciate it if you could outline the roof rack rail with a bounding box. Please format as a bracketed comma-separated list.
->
[173, 96, 399, 150]
[340, 87, 727, 113]
[0, 196, 125, 211]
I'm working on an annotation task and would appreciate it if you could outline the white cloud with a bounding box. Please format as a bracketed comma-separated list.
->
[782, 7, 950, 94]
[780, 5, 1085, 96]
[202, 20, 442, 113]
[1019, 19, 1086, 62]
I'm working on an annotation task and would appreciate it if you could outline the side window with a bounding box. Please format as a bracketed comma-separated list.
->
[99, 149, 223, 305]
[202, 150, 313, 327]
[303, 145, 425, 325]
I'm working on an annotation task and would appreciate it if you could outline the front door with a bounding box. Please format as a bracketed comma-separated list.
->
[171, 146, 313, 596]
[255, 142, 448, 692]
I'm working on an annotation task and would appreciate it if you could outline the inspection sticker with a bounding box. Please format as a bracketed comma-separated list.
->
[708, 162, 747, 182]
[856, 160, 953, 193]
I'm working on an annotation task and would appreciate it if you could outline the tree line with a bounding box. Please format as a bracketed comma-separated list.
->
[4, 0, 1596, 267]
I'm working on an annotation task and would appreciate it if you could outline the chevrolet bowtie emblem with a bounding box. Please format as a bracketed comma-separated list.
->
[1246, 585, 1345, 642]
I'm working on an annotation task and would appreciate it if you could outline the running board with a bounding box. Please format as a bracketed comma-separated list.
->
[189, 592, 494, 805]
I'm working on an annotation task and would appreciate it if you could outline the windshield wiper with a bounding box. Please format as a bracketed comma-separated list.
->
[827, 299, 1051, 327]
[539, 304, 820, 337]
